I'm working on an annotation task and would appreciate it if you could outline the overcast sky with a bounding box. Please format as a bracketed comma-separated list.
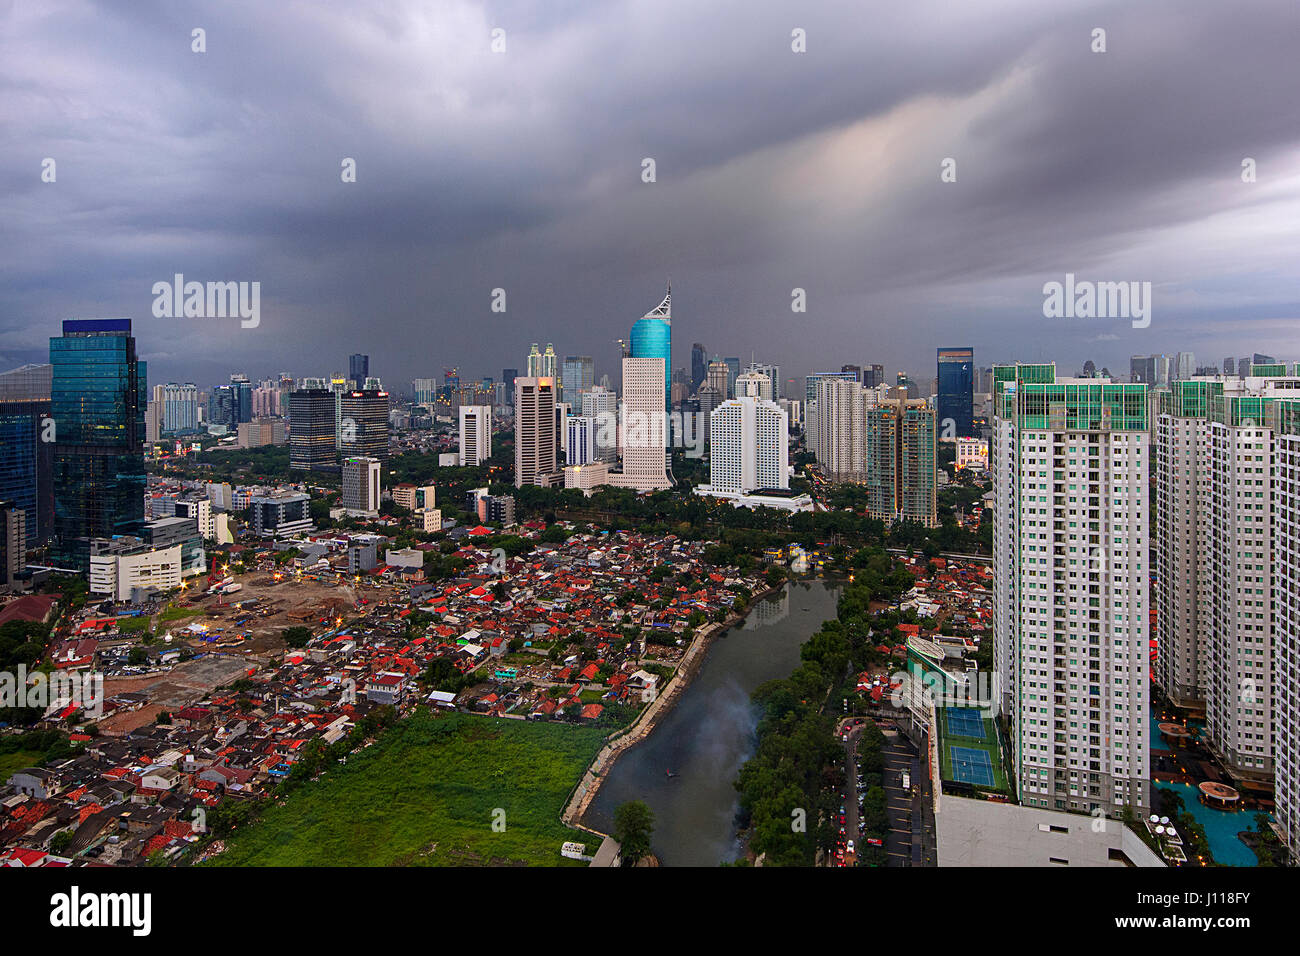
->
[3, 0, 1299, 392]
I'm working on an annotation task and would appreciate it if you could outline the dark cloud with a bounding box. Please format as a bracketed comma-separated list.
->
[2, 0, 1298, 389]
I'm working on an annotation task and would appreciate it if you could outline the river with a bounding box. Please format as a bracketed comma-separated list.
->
[583, 578, 843, 866]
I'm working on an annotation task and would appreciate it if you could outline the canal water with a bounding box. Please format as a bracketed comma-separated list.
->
[584, 578, 843, 866]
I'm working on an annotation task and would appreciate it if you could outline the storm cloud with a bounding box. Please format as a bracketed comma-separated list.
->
[2, 0, 1298, 388]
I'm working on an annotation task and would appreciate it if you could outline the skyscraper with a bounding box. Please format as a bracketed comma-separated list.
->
[630, 286, 671, 410]
[289, 389, 338, 471]
[1156, 372, 1296, 781]
[723, 357, 740, 399]
[862, 399, 937, 526]
[349, 353, 369, 390]
[514, 376, 558, 488]
[49, 319, 147, 569]
[341, 456, 381, 516]
[582, 385, 618, 463]
[459, 405, 492, 466]
[805, 370, 859, 407]
[690, 342, 708, 392]
[160, 382, 199, 433]
[705, 392, 788, 494]
[230, 374, 252, 424]
[609, 356, 672, 492]
[936, 347, 975, 438]
[746, 362, 781, 400]
[1273, 399, 1300, 861]
[993, 364, 1149, 816]
[339, 389, 390, 461]
[811, 376, 868, 481]
[0, 363, 53, 550]
[527, 344, 558, 381]
[562, 355, 594, 410]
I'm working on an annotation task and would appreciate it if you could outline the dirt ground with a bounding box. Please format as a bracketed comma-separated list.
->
[94, 575, 365, 735]
[99, 655, 260, 734]
[161, 574, 359, 657]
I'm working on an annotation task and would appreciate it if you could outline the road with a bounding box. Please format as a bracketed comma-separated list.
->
[879, 728, 936, 866]
[837, 720, 865, 866]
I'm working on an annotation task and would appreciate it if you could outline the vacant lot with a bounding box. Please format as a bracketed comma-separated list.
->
[0, 750, 45, 779]
[208, 712, 607, 867]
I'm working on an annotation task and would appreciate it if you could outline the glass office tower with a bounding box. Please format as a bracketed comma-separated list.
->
[630, 286, 672, 410]
[936, 347, 975, 438]
[49, 318, 147, 569]
[0, 363, 53, 550]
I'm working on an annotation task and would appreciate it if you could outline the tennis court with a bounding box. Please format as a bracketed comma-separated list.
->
[950, 746, 995, 787]
[944, 707, 987, 740]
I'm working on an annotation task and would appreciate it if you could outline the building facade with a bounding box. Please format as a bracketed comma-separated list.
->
[50, 319, 147, 569]
[993, 364, 1150, 816]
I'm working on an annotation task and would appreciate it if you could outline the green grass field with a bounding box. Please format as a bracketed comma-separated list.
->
[0, 750, 46, 780]
[209, 712, 607, 866]
[158, 605, 204, 623]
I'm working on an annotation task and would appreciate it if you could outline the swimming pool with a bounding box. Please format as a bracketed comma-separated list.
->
[1152, 781, 1263, 867]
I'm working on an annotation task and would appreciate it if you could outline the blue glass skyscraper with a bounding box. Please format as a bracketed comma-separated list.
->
[630, 285, 671, 410]
[0, 363, 53, 550]
[49, 318, 147, 569]
[936, 347, 975, 438]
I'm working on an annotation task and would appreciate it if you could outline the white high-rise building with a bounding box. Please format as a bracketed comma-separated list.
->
[1154, 373, 1300, 786]
[810, 377, 877, 481]
[160, 382, 199, 433]
[703, 395, 788, 495]
[459, 405, 492, 466]
[745, 363, 781, 400]
[513, 376, 559, 488]
[342, 457, 381, 516]
[993, 364, 1150, 816]
[1273, 398, 1300, 862]
[582, 385, 619, 462]
[736, 370, 773, 402]
[566, 416, 597, 466]
[608, 357, 672, 492]
[1204, 397, 1277, 779]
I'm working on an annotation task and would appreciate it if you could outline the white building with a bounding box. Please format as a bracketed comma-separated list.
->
[607, 357, 672, 493]
[89, 542, 196, 601]
[564, 460, 609, 493]
[582, 386, 619, 462]
[459, 405, 492, 466]
[566, 416, 598, 466]
[699, 394, 788, 495]
[734, 370, 772, 402]
[1273, 398, 1300, 862]
[1154, 373, 1300, 784]
[954, 436, 988, 471]
[342, 456, 381, 516]
[993, 364, 1150, 816]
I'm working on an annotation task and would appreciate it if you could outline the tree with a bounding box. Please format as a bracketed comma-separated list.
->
[613, 800, 655, 866]
[282, 626, 313, 648]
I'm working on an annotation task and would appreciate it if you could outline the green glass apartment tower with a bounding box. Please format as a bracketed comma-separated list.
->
[992, 363, 1150, 815]
[49, 319, 147, 570]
